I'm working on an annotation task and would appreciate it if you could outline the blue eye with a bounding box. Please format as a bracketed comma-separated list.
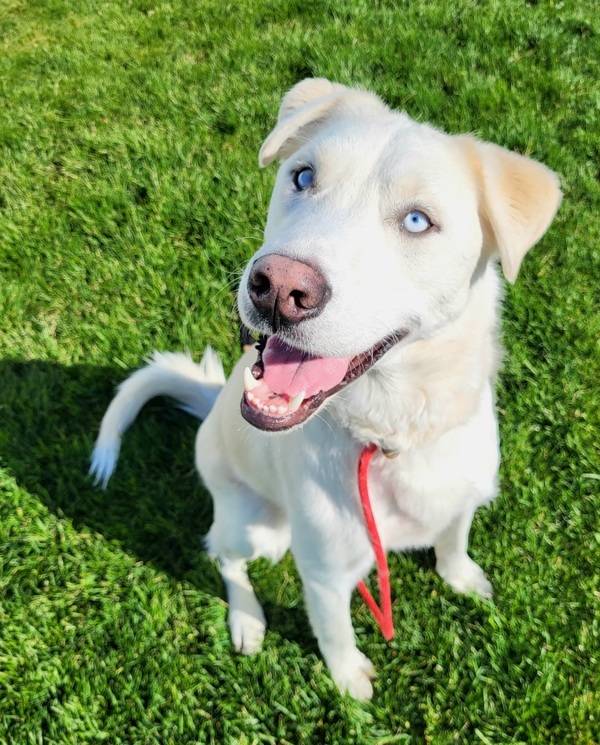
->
[293, 167, 314, 191]
[402, 210, 432, 234]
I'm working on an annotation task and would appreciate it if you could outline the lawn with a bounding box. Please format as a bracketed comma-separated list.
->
[0, 0, 598, 742]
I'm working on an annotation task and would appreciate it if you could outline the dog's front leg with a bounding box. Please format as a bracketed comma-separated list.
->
[299, 572, 376, 699]
[283, 431, 377, 699]
[220, 556, 267, 655]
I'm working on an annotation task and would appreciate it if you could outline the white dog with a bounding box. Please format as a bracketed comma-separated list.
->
[91, 79, 561, 699]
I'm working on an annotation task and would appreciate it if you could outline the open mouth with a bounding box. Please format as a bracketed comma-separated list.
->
[240, 331, 407, 431]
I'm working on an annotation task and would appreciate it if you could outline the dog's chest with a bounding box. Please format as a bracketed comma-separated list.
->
[364, 450, 467, 550]
[364, 414, 498, 551]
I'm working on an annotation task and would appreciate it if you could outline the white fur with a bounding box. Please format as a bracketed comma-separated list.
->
[91, 79, 561, 699]
[90, 348, 224, 488]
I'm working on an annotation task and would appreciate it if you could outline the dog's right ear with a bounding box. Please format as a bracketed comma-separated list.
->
[259, 78, 384, 167]
[259, 79, 346, 167]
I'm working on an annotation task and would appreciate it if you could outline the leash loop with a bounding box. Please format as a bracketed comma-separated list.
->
[356, 443, 395, 641]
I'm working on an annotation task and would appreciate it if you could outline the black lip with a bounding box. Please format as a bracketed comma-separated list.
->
[240, 330, 408, 432]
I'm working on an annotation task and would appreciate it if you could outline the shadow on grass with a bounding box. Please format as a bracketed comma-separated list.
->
[0, 358, 315, 646]
[0, 359, 219, 584]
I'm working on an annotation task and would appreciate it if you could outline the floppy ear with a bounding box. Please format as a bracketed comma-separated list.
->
[462, 136, 562, 283]
[259, 78, 385, 167]
[277, 77, 348, 123]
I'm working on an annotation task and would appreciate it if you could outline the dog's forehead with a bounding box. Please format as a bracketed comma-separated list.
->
[308, 111, 407, 164]
[308, 112, 464, 185]
[296, 111, 472, 204]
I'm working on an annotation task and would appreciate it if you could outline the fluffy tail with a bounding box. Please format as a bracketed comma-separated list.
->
[90, 347, 225, 488]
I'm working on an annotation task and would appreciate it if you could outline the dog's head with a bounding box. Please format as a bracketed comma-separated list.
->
[238, 78, 561, 431]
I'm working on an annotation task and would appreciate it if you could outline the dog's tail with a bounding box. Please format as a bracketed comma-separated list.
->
[90, 347, 226, 489]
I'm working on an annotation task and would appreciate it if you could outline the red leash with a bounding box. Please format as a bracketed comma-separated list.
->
[356, 444, 395, 641]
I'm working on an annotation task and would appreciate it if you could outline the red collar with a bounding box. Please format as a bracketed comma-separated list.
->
[356, 444, 395, 640]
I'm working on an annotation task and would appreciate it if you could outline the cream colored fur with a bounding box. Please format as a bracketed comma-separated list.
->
[91, 79, 561, 699]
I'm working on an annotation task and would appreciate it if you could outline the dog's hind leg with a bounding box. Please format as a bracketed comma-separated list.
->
[434, 507, 493, 598]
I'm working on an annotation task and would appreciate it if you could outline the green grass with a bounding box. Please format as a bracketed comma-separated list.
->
[0, 0, 598, 742]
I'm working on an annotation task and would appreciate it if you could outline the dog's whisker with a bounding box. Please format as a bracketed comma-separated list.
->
[312, 410, 336, 439]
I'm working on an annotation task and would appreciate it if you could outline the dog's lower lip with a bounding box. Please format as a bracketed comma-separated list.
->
[240, 330, 408, 431]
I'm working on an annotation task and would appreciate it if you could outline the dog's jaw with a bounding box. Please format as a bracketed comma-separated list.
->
[240, 330, 408, 432]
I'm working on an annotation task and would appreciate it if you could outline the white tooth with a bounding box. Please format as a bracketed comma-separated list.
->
[288, 391, 305, 413]
[244, 367, 260, 391]
[277, 405, 287, 415]
[247, 392, 256, 403]
[269, 405, 277, 413]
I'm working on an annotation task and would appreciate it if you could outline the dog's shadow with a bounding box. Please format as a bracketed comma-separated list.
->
[0, 358, 314, 647]
[0, 359, 224, 585]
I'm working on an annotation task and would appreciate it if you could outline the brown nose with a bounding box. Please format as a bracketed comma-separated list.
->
[247, 254, 331, 330]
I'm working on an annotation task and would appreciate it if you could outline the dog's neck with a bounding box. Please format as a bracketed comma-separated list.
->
[330, 266, 502, 453]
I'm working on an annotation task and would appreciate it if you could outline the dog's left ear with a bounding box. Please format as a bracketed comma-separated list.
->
[259, 78, 386, 167]
[461, 136, 562, 283]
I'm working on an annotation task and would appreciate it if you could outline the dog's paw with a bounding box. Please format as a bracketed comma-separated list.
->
[229, 604, 266, 655]
[437, 555, 494, 599]
[330, 650, 376, 701]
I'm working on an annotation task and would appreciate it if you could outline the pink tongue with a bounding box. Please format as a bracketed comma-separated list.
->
[262, 336, 351, 398]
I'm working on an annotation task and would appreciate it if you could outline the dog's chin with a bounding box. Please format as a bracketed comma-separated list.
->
[241, 389, 324, 432]
[240, 330, 408, 432]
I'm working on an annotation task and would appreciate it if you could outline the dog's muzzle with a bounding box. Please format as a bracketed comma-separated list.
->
[247, 254, 331, 332]
[240, 330, 408, 432]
